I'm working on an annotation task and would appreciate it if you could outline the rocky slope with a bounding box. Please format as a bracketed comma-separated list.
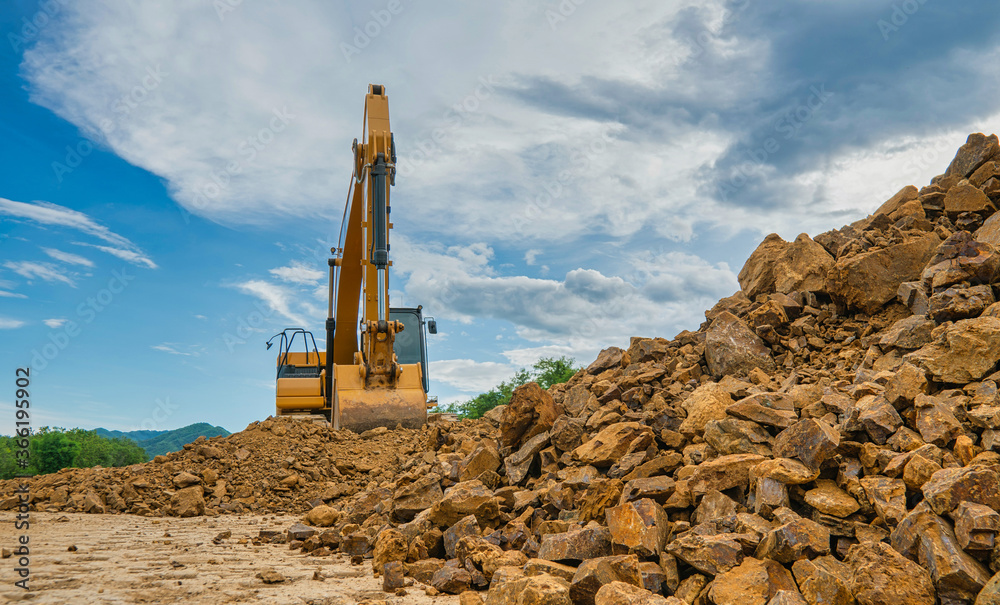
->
[6, 133, 1000, 604]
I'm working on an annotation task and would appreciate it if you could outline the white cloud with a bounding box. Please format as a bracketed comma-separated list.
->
[3, 261, 76, 287]
[269, 261, 324, 285]
[429, 359, 519, 393]
[0, 290, 28, 299]
[0, 318, 26, 329]
[524, 249, 541, 265]
[74, 243, 158, 269]
[233, 280, 309, 326]
[0, 198, 135, 248]
[15, 1, 732, 243]
[152, 344, 192, 356]
[43, 318, 68, 328]
[0, 198, 156, 269]
[393, 236, 737, 360]
[42, 247, 95, 267]
[502, 344, 580, 367]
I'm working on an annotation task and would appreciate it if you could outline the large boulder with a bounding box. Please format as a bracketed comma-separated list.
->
[709, 557, 797, 605]
[170, 486, 205, 518]
[678, 383, 734, 437]
[705, 311, 775, 378]
[874, 185, 919, 218]
[827, 233, 941, 314]
[944, 182, 995, 218]
[921, 231, 1000, 289]
[573, 423, 654, 467]
[977, 212, 1000, 248]
[737, 233, 834, 298]
[570, 555, 644, 605]
[847, 541, 935, 605]
[946, 133, 1000, 178]
[498, 382, 562, 453]
[905, 316, 1000, 383]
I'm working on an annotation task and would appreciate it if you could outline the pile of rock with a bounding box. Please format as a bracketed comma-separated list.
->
[0, 415, 473, 518]
[297, 134, 999, 605]
[6, 133, 1000, 604]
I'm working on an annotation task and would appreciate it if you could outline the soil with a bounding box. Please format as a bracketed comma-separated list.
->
[0, 511, 460, 604]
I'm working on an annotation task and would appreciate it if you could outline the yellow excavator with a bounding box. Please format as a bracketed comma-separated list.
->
[267, 84, 436, 431]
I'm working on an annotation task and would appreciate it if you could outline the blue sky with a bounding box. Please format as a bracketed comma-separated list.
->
[1, 0, 999, 433]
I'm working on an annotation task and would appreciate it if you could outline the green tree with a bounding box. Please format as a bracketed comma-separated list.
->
[437, 357, 580, 419]
[33, 431, 80, 474]
[531, 356, 578, 389]
[0, 427, 149, 480]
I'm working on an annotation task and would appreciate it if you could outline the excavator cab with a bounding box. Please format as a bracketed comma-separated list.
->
[268, 329, 328, 419]
[389, 307, 435, 393]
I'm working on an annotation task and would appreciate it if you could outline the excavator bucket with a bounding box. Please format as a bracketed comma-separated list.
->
[333, 363, 428, 432]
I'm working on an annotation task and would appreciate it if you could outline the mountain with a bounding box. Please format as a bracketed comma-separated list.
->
[94, 423, 231, 457]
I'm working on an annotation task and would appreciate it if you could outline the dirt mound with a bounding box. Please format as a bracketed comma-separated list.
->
[5, 132, 1000, 603]
[0, 417, 492, 518]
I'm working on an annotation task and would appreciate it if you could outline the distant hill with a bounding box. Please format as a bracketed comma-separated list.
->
[94, 423, 231, 457]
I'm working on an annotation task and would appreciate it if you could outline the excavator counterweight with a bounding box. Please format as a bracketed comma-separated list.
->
[269, 85, 436, 430]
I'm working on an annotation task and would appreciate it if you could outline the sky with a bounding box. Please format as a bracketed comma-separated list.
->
[1, 0, 999, 434]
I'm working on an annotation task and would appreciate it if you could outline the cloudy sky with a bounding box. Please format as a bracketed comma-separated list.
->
[2, 0, 998, 433]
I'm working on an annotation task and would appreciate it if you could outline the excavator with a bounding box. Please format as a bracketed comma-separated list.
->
[267, 84, 437, 431]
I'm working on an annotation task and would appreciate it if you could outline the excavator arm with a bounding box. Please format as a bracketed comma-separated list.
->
[272, 84, 431, 431]
[325, 84, 427, 431]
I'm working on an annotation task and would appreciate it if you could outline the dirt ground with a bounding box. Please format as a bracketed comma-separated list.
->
[0, 512, 461, 605]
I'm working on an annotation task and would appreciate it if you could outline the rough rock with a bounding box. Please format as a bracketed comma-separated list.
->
[756, 517, 830, 563]
[574, 423, 654, 467]
[847, 541, 935, 605]
[804, 480, 860, 518]
[906, 317, 1000, 383]
[170, 486, 205, 518]
[772, 419, 839, 471]
[499, 382, 562, 452]
[538, 526, 613, 563]
[666, 532, 744, 576]
[595, 581, 684, 605]
[570, 555, 644, 605]
[679, 383, 734, 437]
[304, 504, 339, 527]
[432, 564, 473, 594]
[606, 498, 670, 557]
[945, 182, 996, 217]
[738, 233, 834, 298]
[946, 133, 1000, 178]
[687, 453, 766, 496]
[921, 466, 1000, 516]
[827, 233, 941, 314]
[705, 312, 775, 378]
[709, 557, 797, 605]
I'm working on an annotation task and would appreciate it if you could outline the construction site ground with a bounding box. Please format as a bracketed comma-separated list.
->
[0, 511, 458, 605]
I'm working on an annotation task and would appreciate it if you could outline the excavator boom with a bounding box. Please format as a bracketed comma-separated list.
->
[272, 84, 435, 430]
